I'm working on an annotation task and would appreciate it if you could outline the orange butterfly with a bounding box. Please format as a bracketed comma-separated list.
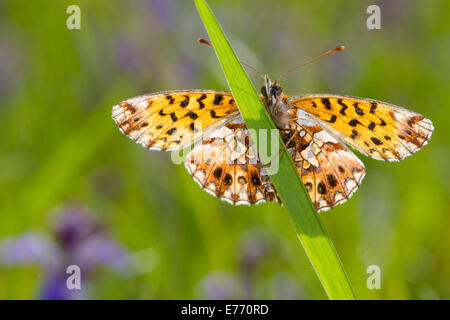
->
[112, 44, 433, 211]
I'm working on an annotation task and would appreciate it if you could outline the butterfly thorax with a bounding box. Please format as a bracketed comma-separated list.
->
[261, 75, 291, 129]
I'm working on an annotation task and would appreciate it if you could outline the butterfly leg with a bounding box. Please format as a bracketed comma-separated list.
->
[271, 94, 283, 116]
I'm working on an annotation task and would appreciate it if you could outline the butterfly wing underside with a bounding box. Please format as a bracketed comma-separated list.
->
[112, 90, 433, 212]
[280, 115, 366, 211]
[286, 94, 433, 161]
[185, 116, 365, 211]
[184, 118, 278, 205]
[112, 90, 239, 151]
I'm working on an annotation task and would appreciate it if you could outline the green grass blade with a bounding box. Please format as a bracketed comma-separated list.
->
[195, 0, 356, 299]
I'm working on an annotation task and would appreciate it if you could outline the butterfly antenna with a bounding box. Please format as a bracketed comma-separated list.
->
[197, 38, 265, 80]
[276, 45, 345, 82]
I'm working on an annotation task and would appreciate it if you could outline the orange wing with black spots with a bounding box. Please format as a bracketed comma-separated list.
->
[278, 116, 365, 211]
[286, 94, 433, 161]
[184, 118, 278, 205]
[112, 90, 239, 151]
[184, 116, 365, 211]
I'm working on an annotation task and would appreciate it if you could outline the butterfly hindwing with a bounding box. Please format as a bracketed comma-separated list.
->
[286, 94, 433, 161]
[112, 90, 240, 151]
[185, 115, 365, 211]
[184, 118, 278, 205]
[281, 117, 365, 211]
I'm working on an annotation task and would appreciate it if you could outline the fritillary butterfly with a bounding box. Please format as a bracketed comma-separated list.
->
[112, 54, 433, 211]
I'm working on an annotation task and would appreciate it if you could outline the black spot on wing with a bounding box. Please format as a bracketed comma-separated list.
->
[370, 103, 377, 114]
[349, 119, 361, 127]
[184, 111, 198, 120]
[166, 128, 177, 135]
[166, 95, 175, 104]
[197, 94, 206, 109]
[327, 174, 338, 188]
[326, 115, 337, 123]
[337, 99, 348, 115]
[170, 112, 178, 122]
[370, 137, 383, 145]
[321, 98, 332, 110]
[354, 103, 364, 116]
[213, 94, 224, 105]
[250, 172, 261, 186]
[213, 167, 223, 179]
[180, 95, 189, 107]
[318, 182, 326, 194]
[224, 173, 233, 186]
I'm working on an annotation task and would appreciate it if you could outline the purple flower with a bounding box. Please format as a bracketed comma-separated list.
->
[114, 36, 159, 83]
[269, 273, 304, 300]
[146, 0, 176, 29]
[0, 205, 130, 300]
[197, 227, 305, 299]
[197, 271, 241, 300]
[237, 228, 270, 273]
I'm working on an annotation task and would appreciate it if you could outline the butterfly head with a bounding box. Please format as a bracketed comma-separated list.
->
[261, 75, 283, 105]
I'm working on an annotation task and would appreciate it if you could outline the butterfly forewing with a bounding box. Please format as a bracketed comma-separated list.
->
[112, 90, 239, 151]
[286, 94, 433, 161]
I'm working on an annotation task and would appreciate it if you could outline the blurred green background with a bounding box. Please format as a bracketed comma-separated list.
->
[0, 0, 449, 299]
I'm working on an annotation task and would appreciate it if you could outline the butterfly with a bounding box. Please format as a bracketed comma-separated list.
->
[112, 55, 433, 212]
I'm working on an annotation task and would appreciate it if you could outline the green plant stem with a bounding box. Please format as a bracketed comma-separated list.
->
[195, 0, 356, 299]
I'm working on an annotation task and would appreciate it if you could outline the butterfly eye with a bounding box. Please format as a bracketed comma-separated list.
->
[261, 86, 267, 98]
[276, 86, 283, 96]
[270, 85, 282, 97]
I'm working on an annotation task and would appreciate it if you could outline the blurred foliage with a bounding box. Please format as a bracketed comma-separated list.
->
[0, 0, 448, 299]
